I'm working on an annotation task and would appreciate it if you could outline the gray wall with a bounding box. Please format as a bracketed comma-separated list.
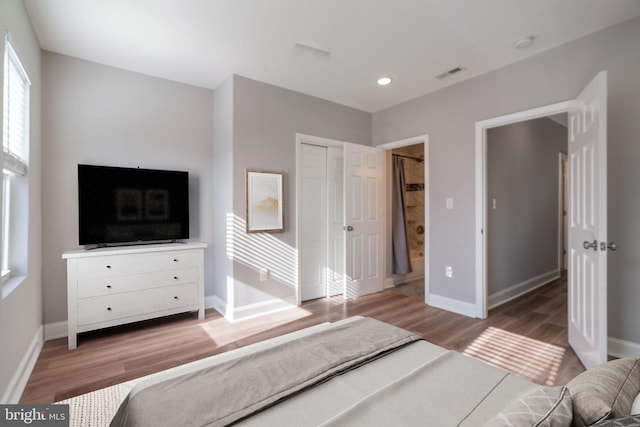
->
[40, 63, 371, 323]
[211, 76, 234, 306]
[487, 118, 567, 295]
[41, 52, 214, 324]
[0, 0, 42, 401]
[373, 18, 640, 344]
[220, 75, 371, 313]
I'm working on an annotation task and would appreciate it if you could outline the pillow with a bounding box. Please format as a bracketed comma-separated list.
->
[591, 415, 640, 426]
[566, 358, 640, 427]
[484, 386, 572, 427]
[632, 393, 640, 415]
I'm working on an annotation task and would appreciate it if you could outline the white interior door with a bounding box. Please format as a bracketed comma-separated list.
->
[568, 71, 608, 369]
[344, 143, 385, 298]
[300, 143, 328, 301]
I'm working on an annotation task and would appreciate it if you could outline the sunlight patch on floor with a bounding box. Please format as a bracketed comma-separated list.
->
[462, 326, 565, 385]
[197, 306, 312, 347]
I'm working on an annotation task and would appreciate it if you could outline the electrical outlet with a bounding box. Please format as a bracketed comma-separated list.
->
[446, 198, 454, 209]
[445, 266, 453, 278]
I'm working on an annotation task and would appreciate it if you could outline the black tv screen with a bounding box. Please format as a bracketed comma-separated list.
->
[78, 164, 189, 246]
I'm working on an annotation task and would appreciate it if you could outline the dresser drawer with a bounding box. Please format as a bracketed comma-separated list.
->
[77, 283, 199, 326]
[64, 242, 206, 349]
[77, 267, 198, 299]
[76, 250, 200, 279]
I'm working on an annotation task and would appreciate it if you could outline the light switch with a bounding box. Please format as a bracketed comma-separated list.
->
[492, 198, 497, 210]
[446, 198, 454, 209]
[259, 268, 269, 282]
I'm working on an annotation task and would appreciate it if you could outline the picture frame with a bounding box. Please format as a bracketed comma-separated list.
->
[245, 169, 284, 233]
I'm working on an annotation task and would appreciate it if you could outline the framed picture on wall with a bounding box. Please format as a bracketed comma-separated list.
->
[245, 169, 284, 233]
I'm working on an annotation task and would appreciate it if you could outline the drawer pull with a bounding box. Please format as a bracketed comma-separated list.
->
[107, 307, 112, 311]
[173, 258, 178, 262]
[106, 285, 112, 289]
[174, 276, 179, 280]
[174, 296, 179, 300]
[106, 265, 112, 269]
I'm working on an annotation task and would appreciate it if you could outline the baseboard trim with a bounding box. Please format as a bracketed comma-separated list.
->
[44, 321, 68, 340]
[384, 277, 395, 289]
[608, 337, 640, 359]
[1, 326, 43, 404]
[427, 293, 478, 318]
[488, 270, 561, 310]
[205, 295, 229, 319]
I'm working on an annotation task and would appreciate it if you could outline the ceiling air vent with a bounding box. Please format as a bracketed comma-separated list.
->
[435, 66, 465, 80]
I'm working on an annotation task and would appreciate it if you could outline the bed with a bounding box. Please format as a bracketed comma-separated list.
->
[109, 316, 640, 427]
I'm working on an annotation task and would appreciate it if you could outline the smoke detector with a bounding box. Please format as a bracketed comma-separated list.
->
[514, 36, 534, 49]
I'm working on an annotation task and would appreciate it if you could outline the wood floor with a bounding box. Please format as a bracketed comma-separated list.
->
[21, 276, 584, 404]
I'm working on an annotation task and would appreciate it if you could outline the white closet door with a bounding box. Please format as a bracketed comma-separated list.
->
[327, 146, 345, 296]
[300, 143, 327, 301]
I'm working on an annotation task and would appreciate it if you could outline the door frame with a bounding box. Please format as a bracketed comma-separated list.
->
[377, 134, 430, 303]
[295, 133, 347, 305]
[558, 153, 568, 271]
[474, 102, 571, 318]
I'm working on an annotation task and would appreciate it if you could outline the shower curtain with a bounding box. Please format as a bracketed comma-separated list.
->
[392, 156, 412, 275]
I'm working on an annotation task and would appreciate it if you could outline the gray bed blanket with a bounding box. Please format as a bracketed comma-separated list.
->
[110, 317, 421, 427]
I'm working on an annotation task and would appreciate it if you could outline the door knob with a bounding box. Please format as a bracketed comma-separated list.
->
[583, 240, 598, 251]
[607, 242, 617, 251]
[344, 225, 354, 231]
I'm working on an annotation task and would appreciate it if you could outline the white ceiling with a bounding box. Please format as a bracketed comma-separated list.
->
[24, 0, 640, 113]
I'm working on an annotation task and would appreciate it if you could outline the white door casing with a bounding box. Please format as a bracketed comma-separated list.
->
[344, 143, 385, 298]
[475, 100, 572, 319]
[567, 71, 608, 369]
[378, 135, 430, 302]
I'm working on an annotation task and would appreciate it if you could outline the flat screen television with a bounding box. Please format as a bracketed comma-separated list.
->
[78, 164, 189, 246]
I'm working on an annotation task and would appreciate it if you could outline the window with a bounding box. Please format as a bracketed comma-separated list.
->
[2, 33, 30, 297]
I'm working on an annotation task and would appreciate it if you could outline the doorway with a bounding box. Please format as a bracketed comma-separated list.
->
[475, 101, 572, 317]
[378, 135, 430, 303]
[485, 115, 567, 310]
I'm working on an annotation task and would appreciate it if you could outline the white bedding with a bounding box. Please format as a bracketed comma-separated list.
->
[111, 316, 539, 426]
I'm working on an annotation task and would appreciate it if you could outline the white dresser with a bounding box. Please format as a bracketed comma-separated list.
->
[63, 242, 207, 349]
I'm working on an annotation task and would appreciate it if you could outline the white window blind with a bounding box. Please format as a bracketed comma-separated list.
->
[3, 33, 30, 176]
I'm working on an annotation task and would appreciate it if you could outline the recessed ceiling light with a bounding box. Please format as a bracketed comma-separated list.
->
[377, 77, 392, 86]
[514, 36, 534, 49]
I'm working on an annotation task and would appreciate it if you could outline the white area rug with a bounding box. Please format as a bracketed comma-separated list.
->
[56, 381, 136, 427]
